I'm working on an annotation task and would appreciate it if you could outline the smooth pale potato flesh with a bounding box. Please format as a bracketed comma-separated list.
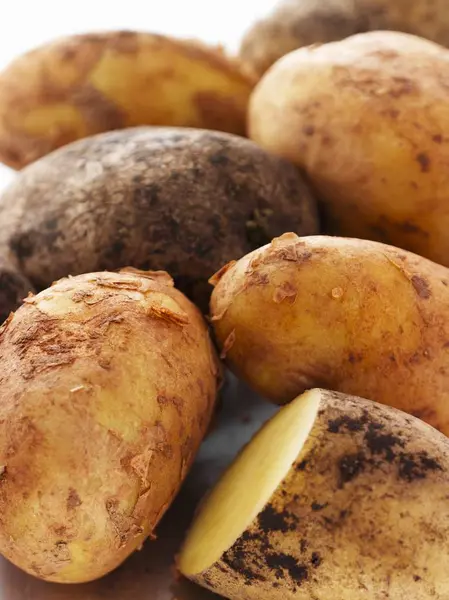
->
[210, 233, 449, 434]
[0, 269, 220, 582]
[180, 389, 449, 599]
[249, 31, 449, 266]
[0, 126, 318, 320]
[240, 0, 449, 77]
[0, 30, 255, 169]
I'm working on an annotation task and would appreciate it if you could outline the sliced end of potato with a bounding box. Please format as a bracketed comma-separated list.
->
[179, 389, 321, 576]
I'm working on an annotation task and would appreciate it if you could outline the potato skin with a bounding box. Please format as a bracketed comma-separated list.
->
[211, 233, 449, 434]
[0, 126, 318, 316]
[0, 30, 256, 169]
[249, 31, 449, 266]
[240, 0, 449, 77]
[0, 269, 220, 582]
[188, 389, 449, 599]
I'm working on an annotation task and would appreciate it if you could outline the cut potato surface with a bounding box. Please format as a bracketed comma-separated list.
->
[180, 391, 320, 574]
[180, 389, 449, 599]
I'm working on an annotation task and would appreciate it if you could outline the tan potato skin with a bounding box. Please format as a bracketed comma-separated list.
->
[0, 269, 220, 583]
[210, 233, 449, 434]
[249, 31, 449, 266]
[240, 0, 449, 77]
[186, 389, 449, 600]
[0, 31, 255, 169]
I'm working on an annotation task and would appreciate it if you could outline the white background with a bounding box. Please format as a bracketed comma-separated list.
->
[0, 0, 276, 191]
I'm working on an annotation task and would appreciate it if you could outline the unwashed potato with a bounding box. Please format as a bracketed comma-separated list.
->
[249, 31, 449, 265]
[0, 126, 318, 320]
[0, 30, 256, 169]
[0, 269, 220, 583]
[210, 233, 449, 435]
[240, 0, 449, 77]
[180, 388, 449, 599]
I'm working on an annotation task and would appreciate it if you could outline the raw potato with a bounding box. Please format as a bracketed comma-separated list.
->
[0, 126, 318, 320]
[210, 233, 449, 435]
[240, 0, 449, 77]
[180, 388, 449, 599]
[249, 31, 449, 266]
[0, 269, 220, 583]
[0, 30, 256, 169]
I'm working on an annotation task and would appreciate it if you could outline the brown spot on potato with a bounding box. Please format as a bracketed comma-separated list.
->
[433, 134, 443, 144]
[411, 275, 431, 299]
[416, 152, 430, 173]
[258, 504, 298, 533]
[397, 221, 428, 236]
[338, 452, 365, 486]
[265, 552, 309, 584]
[66, 488, 81, 510]
[302, 125, 315, 136]
[311, 552, 322, 567]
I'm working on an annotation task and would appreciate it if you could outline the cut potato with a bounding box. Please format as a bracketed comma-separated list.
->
[180, 389, 449, 599]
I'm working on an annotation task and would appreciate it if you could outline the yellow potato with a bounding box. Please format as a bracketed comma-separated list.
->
[210, 233, 449, 434]
[180, 388, 449, 600]
[0, 31, 255, 169]
[240, 0, 449, 77]
[249, 31, 449, 266]
[0, 269, 220, 582]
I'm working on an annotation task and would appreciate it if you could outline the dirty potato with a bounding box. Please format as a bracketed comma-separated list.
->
[240, 0, 449, 77]
[210, 233, 449, 435]
[249, 31, 449, 265]
[0, 30, 256, 169]
[0, 127, 318, 319]
[180, 388, 449, 600]
[0, 269, 220, 582]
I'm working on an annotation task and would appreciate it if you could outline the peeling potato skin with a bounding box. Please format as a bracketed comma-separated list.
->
[0, 269, 220, 583]
[210, 233, 449, 434]
[0, 30, 256, 169]
[0, 126, 319, 316]
[249, 31, 449, 266]
[188, 390, 449, 600]
[240, 0, 449, 77]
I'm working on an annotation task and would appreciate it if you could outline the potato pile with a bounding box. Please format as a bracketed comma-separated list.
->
[1, 15, 449, 600]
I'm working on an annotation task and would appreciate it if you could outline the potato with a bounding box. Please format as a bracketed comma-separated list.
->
[210, 233, 449, 435]
[0, 268, 220, 583]
[0, 30, 256, 169]
[248, 31, 449, 265]
[180, 388, 449, 599]
[240, 0, 449, 77]
[0, 126, 318, 320]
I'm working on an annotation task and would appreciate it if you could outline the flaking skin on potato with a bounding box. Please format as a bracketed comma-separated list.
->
[0, 268, 220, 583]
[0, 30, 256, 169]
[0, 126, 319, 317]
[180, 389, 449, 599]
[210, 233, 449, 435]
